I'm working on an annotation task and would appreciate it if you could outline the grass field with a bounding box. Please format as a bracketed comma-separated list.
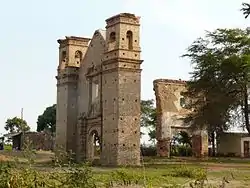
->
[0, 150, 250, 187]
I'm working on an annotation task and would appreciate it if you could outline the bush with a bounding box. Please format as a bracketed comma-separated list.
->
[170, 165, 207, 180]
[140, 145, 157, 156]
[178, 145, 192, 156]
[107, 168, 143, 186]
[171, 145, 192, 157]
[216, 152, 238, 157]
[63, 164, 97, 188]
[4, 144, 12, 151]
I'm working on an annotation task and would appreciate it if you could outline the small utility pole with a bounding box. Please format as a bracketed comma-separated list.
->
[21, 108, 24, 147]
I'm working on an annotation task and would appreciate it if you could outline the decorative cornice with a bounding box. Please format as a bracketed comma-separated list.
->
[104, 48, 141, 54]
[102, 67, 142, 74]
[102, 57, 143, 66]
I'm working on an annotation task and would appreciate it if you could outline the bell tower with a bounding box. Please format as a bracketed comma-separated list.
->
[55, 36, 90, 153]
[101, 13, 143, 166]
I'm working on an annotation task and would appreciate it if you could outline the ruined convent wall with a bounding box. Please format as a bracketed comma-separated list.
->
[77, 30, 105, 116]
[76, 30, 106, 161]
[153, 79, 208, 157]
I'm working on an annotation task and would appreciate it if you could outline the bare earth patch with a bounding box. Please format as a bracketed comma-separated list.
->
[0, 154, 9, 161]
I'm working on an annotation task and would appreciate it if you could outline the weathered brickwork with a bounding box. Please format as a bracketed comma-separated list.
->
[55, 13, 143, 166]
[153, 79, 208, 157]
[11, 131, 54, 151]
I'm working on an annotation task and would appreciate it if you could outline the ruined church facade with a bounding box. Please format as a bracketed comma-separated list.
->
[55, 13, 143, 166]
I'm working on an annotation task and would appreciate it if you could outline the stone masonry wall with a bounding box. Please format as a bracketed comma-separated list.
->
[56, 13, 142, 166]
[23, 132, 54, 151]
[56, 37, 90, 153]
[101, 13, 142, 166]
[76, 30, 105, 161]
[153, 79, 208, 157]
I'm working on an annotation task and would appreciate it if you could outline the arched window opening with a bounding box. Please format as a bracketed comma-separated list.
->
[180, 97, 186, 108]
[62, 51, 66, 62]
[109, 32, 116, 42]
[88, 130, 100, 159]
[91, 80, 99, 102]
[75, 50, 82, 65]
[126, 30, 133, 50]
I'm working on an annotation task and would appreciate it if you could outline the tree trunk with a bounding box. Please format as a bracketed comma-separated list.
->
[244, 85, 250, 134]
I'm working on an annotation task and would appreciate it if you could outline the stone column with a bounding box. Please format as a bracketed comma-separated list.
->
[157, 138, 171, 157]
[192, 130, 208, 157]
[76, 114, 87, 163]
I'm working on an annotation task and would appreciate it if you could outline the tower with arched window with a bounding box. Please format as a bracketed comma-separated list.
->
[56, 36, 90, 153]
[101, 13, 143, 166]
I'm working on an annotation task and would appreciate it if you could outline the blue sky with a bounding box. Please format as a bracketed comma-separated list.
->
[0, 0, 249, 134]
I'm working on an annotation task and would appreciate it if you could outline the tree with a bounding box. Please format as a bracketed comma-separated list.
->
[140, 99, 156, 127]
[182, 28, 250, 154]
[176, 131, 192, 148]
[148, 129, 156, 141]
[37, 104, 56, 133]
[5, 117, 30, 133]
[140, 99, 157, 141]
[241, 2, 250, 18]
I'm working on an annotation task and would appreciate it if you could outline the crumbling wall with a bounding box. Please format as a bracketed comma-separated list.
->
[23, 132, 54, 151]
[153, 79, 208, 157]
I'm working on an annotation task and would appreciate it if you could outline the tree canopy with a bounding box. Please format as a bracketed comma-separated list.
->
[140, 99, 157, 141]
[175, 131, 192, 148]
[140, 99, 156, 128]
[241, 2, 250, 18]
[5, 117, 30, 133]
[182, 28, 250, 134]
[37, 104, 56, 133]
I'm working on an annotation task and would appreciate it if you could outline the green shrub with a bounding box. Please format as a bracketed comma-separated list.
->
[52, 146, 75, 167]
[177, 145, 192, 157]
[170, 165, 207, 180]
[107, 168, 144, 187]
[64, 164, 97, 188]
[140, 145, 157, 156]
[4, 144, 12, 151]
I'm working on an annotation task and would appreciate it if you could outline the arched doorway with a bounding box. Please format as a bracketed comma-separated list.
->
[170, 130, 192, 157]
[88, 130, 100, 160]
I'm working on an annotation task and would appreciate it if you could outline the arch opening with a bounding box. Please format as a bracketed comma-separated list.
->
[75, 50, 82, 65]
[126, 30, 133, 50]
[88, 130, 101, 160]
[62, 51, 66, 62]
[60, 51, 67, 69]
[170, 131, 192, 157]
[180, 97, 186, 108]
[109, 32, 116, 42]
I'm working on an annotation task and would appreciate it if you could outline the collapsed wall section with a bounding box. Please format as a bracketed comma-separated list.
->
[153, 79, 208, 157]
